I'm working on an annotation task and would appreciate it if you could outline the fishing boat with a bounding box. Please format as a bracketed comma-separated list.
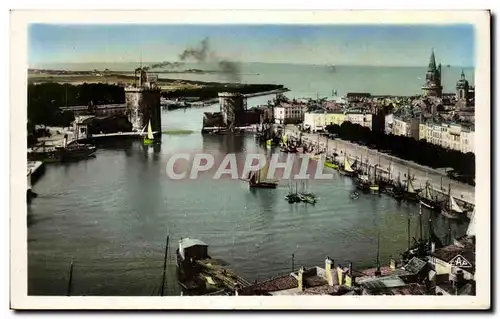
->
[355, 174, 371, 191]
[176, 238, 251, 294]
[266, 139, 272, 149]
[403, 170, 419, 201]
[368, 165, 380, 192]
[323, 139, 339, 169]
[324, 156, 339, 169]
[55, 143, 97, 162]
[441, 186, 468, 220]
[248, 162, 278, 189]
[144, 120, 154, 145]
[419, 181, 441, 211]
[339, 157, 357, 177]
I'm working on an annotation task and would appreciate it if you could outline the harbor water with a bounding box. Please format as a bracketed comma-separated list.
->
[27, 63, 472, 295]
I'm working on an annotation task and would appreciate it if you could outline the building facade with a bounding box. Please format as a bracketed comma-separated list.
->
[392, 116, 420, 139]
[419, 121, 475, 154]
[274, 103, 305, 124]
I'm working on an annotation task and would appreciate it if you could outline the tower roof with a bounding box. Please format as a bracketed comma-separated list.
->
[428, 49, 437, 72]
[456, 69, 469, 88]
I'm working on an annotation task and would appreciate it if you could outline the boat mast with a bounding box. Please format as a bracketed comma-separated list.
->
[407, 216, 411, 251]
[67, 259, 74, 296]
[160, 234, 170, 296]
[419, 204, 423, 241]
[375, 232, 381, 276]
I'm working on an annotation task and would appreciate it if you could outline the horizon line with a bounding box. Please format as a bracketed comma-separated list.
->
[28, 61, 476, 69]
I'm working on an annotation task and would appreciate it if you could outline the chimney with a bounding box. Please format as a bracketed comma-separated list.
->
[325, 257, 334, 286]
[455, 270, 465, 290]
[337, 264, 344, 286]
[297, 267, 304, 291]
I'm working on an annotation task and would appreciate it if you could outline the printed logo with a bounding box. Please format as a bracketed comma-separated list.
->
[449, 254, 472, 268]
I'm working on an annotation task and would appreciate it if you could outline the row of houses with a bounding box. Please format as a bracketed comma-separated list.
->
[387, 113, 475, 154]
[235, 234, 475, 296]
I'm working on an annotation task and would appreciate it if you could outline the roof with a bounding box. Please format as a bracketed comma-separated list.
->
[404, 257, 428, 275]
[239, 274, 297, 295]
[357, 275, 407, 291]
[179, 238, 208, 249]
[431, 241, 475, 271]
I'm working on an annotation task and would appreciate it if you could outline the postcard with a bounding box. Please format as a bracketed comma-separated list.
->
[10, 10, 490, 310]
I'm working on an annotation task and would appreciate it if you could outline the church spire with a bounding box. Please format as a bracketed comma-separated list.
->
[460, 69, 466, 79]
[428, 48, 437, 71]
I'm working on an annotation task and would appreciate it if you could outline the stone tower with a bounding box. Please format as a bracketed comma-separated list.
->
[456, 69, 470, 103]
[124, 68, 161, 134]
[422, 49, 443, 97]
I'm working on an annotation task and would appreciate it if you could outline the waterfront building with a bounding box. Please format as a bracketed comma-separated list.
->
[419, 121, 475, 154]
[303, 108, 373, 132]
[384, 114, 394, 134]
[391, 115, 420, 140]
[422, 49, 443, 97]
[274, 103, 305, 125]
[303, 110, 345, 132]
[345, 108, 373, 130]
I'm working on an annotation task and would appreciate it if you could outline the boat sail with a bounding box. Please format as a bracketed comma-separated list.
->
[340, 156, 357, 177]
[419, 181, 440, 211]
[249, 159, 278, 189]
[344, 158, 354, 172]
[441, 185, 466, 220]
[144, 120, 154, 145]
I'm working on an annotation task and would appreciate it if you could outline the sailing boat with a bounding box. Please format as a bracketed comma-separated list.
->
[403, 169, 419, 201]
[144, 120, 154, 145]
[323, 138, 339, 169]
[441, 185, 467, 220]
[249, 160, 278, 189]
[419, 181, 440, 211]
[340, 156, 357, 177]
[369, 165, 380, 192]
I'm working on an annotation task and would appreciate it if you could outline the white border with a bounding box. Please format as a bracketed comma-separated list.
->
[10, 10, 491, 310]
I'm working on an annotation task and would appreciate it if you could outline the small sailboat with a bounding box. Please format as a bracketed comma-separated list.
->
[249, 161, 278, 189]
[403, 170, 419, 201]
[266, 139, 272, 149]
[369, 165, 380, 192]
[419, 181, 440, 211]
[144, 120, 154, 145]
[441, 185, 467, 220]
[323, 139, 339, 169]
[339, 157, 357, 177]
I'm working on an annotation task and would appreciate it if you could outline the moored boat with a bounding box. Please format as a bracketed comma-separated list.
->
[441, 186, 468, 220]
[248, 162, 278, 189]
[339, 157, 357, 177]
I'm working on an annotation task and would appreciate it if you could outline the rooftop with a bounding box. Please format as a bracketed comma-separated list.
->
[431, 240, 475, 272]
[179, 238, 208, 249]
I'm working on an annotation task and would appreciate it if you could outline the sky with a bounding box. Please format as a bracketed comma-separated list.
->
[28, 24, 475, 67]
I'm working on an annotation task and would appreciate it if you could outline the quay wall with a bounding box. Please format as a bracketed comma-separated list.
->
[284, 126, 475, 205]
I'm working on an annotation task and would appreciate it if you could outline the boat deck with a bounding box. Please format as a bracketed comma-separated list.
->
[195, 258, 252, 289]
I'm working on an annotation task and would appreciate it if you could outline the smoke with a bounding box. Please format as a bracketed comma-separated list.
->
[179, 37, 211, 62]
[218, 60, 241, 83]
[178, 37, 241, 83]
[139, 37, 241, 82]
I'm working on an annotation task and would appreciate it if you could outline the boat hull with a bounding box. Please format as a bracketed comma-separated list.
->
[324, 161, 339, 169]
[249, 182, 278, 189]
[419, 198, 441, 211]
[441, 208, 468, 220]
